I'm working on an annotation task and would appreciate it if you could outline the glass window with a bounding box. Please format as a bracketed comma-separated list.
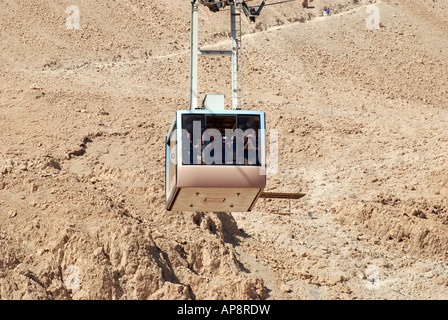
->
[169, 129, 176, 183]
[182, 114, 205, 165]
[181, 114, 261, 166]
[204, 116, 236, 165]
[166, 122, 177, 197]
[236, 115, 260, 166]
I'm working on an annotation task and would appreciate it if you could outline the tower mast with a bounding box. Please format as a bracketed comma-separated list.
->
[189, 0, 243, 110]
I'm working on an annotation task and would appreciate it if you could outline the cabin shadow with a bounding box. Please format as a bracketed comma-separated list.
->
[212, 212, 253, 275]
[192, 211, 251, 244]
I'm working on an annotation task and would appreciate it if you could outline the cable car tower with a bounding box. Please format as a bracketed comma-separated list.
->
[190, 0, 253, 111]
[165, 0, 305, 213]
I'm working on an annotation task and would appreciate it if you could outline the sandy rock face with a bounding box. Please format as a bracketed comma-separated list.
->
[1, 0, 448, 300]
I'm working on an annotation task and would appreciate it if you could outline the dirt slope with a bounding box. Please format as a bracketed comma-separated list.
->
[1, 0, 447, 299]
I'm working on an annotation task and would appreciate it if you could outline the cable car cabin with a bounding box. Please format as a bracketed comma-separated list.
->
[165, 110, 266, 212]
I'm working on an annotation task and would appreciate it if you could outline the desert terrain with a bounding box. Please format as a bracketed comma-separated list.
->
[0, 0, 447, 300]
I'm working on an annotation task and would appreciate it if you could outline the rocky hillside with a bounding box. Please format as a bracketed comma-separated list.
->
[1, 0, 447, 299]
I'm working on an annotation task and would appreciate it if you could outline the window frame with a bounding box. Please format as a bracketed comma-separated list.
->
[179, 111, 264, 167]
[165, 118, 177, 206]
